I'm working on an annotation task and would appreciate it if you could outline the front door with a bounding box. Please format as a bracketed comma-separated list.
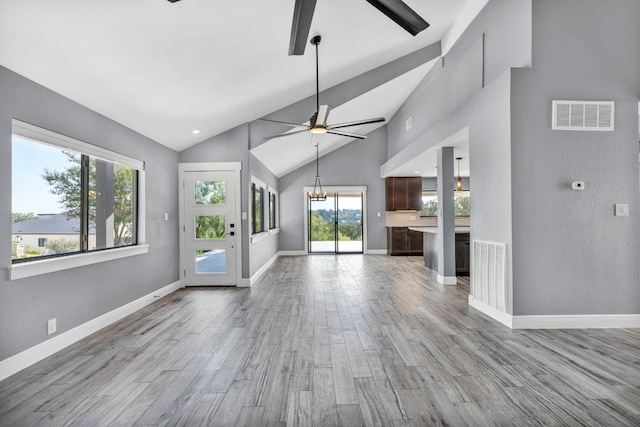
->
[183, 170, 238, 286]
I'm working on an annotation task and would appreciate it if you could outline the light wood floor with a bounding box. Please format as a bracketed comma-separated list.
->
[1, 255, 639, 426]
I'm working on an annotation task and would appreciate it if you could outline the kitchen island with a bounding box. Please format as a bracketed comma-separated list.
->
[409, 226, 471, 275]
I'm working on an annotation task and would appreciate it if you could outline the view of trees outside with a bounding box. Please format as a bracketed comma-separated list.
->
[421, 192, 471, 217]
[310, 208, 363, 241]
[12, 138, 136, 259]
[195, 180, 226, 239]
[42, 153, 136, 247]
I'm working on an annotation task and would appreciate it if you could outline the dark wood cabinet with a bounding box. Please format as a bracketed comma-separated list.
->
[385, 177, 421, 211]
[387, 227, 423, 255]
[455, 232, 471, 275]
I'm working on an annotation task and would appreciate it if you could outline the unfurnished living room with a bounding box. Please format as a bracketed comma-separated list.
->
[1, 0, 639, 426]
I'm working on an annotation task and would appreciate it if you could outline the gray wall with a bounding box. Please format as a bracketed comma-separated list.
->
[279, 127, 389, 252]
[248, 153, 279, 276]
[510, 0, 640, 315]
[381, 0, 532, 314]
[0, 66, 180, 361]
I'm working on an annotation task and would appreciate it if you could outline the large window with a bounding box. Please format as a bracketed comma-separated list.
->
[420, 190, 471, 217]
[251, 182, 265, 235]
[11, 121, 142, 264]
[269, 190, 278, 230]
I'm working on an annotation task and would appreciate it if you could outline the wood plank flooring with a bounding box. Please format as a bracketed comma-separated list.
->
[1, 255, 639, 426]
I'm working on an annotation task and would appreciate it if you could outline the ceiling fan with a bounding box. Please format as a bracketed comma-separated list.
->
[259, 35, 385, 143]
[289, 0, 429, 56]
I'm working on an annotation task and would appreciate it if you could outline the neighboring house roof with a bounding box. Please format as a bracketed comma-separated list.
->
[11, 213, 95, 235]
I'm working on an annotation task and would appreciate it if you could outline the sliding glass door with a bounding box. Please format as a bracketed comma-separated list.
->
[308, 192, 363, 254]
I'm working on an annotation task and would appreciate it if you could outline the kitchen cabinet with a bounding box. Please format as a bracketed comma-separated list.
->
[385, 177, 421, 211]
[455, 232, 470, 275]
[387, 227, 423, 255]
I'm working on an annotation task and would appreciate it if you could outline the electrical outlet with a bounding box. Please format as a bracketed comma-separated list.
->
[47, 318, 56, 335]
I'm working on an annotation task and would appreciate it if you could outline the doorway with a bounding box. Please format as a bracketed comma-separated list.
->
[307, 190, 365, 254]
[179, 163, 242, 286]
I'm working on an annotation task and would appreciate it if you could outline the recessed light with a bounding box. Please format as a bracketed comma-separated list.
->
[192, 129, 200, 135]
[413, 170, 421, 174]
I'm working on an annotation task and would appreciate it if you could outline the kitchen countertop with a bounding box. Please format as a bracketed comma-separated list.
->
[408, 226, 471, 234]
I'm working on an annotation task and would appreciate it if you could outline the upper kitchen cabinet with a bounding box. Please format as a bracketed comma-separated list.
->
[385, 177, 421, 211]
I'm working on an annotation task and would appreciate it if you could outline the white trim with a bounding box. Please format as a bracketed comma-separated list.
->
[0, 280, 182, 382]
[12, 119, 144, 170]
[469, 296, 640, 329]
[268, 227, 281, 236]
[250, 231, 269, 244]
[366, 249, 387, 255]
[240, 278, 251, 287]
[278, 251, 308, 256]
[247, 253, 279, 286]
[178, 162, 243, 287]
[11, 245, 149, 280]
[512, 314, 640, 329]
[437, 274, 458, 285]
[469, 296, 514, 328]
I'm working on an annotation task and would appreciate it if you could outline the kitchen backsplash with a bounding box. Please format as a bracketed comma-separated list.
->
[385, 211, 470, 227]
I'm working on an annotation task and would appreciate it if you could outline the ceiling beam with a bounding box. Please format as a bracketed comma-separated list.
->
[289, 0, 317, 56]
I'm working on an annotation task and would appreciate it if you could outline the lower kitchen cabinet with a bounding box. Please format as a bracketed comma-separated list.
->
[387, 227, 423, 255]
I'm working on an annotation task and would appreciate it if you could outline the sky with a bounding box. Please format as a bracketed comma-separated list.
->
[12, 136, 72, 214]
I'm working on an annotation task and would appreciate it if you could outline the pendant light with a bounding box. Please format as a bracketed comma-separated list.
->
[309, 144, 327, 201]
[455, 157, 463, 191]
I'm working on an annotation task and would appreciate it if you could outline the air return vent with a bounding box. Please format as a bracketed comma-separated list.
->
[471, 240, 506, 313]
[552, 100, 614, 131]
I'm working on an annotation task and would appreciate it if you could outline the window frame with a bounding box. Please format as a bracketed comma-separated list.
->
[10, 119, 147, 280]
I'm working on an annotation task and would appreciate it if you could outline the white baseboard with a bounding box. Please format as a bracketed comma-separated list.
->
[468, 296, 514, 328]
[469, 296, 640, 329]
[246, 253, 279, 286]
[0, 280, 182, 382]
[437, 274, 458, 285]
[278, 251, 307, 256]
[365, 249, 387, 255]
[512, 314, 640, 329]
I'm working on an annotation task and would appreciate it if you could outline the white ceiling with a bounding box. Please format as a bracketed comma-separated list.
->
[0, 0, 486, 174]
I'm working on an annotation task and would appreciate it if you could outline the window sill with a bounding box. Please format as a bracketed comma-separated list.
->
[10, 245, 149, 280]
[251, 231, 269, 244]
[269, 228, 280, 236]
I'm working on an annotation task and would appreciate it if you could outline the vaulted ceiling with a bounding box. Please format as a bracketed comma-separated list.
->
[0, 0, 487, 175]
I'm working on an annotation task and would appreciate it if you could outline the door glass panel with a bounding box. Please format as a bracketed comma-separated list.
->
[195, 215, 226, 239]
[337, 193, 363, 253]
[309, 194, 336, 253]
[195, 249, 227, 274]
[195, 180, 226, 205]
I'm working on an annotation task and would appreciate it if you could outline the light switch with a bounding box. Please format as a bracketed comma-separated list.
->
[615, 204, 629, 216]
[164, 212, 168, 221]
[242, 212, 248, 220]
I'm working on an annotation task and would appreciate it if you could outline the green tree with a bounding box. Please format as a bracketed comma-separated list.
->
[310, 212, 334, 241]
[12, 212, 38, 223]
[455, 196, 471, 216]
[42, 152, 135, 246]
[46, 238, 78, 254]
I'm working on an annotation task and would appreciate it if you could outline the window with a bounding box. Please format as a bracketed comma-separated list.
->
[11, 120, 143, 265]
[269, 190, 278, 230]
[252, 182, 265, 234]
[420, 190, 471, 217]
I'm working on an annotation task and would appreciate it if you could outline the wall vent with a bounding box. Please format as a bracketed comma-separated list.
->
[471, 240, 506, 313]
[552, 100, 614, 131]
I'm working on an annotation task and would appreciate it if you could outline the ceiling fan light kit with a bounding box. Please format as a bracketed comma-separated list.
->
[259, 35, 385, 142]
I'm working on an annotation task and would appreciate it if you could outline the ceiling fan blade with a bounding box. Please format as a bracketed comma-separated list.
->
[259, 118, 308, 128]
[327, 130, 367, 139]
[263, 128, 311, 141]
[365, 0, 429, 36]
[317, 105, 331, 126]
[289, 0, 317, 56]
[327, 117, 386, 130]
